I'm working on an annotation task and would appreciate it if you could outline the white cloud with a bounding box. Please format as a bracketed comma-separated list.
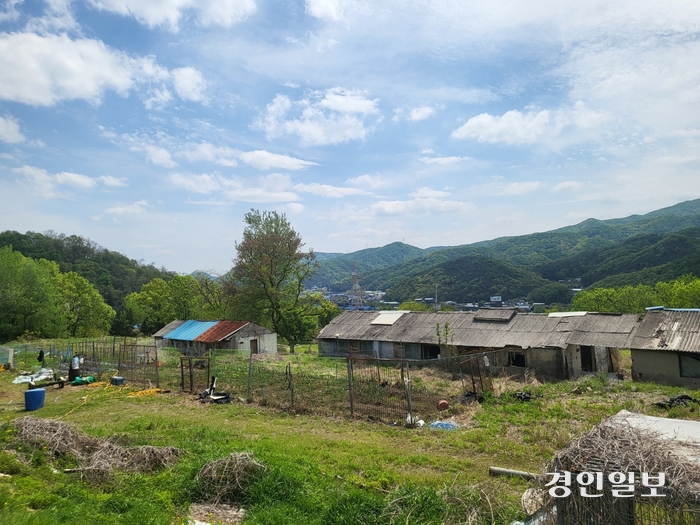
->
[0, 115, 24, 143]
[305, 0, 344, 22]
[420, 155, 470, 165]
[552, 181, 582, 192]
[86, 0, 257, 31]
[409, 187, 451, 198]
[55, 172, 97, 188]
[134, 145, 177, 168]
[0, 0, 22, 23]
[106, 199, 149, 215]
[452, 102, 606, 146]
[318, 87, 379, 115]
[0, 32, 168, 106]
[295, 182, 370, 198]
[144, 88, 173, 110]
[98, 175, 129, 187]
[285, 202, 305, 213]
[171, 172, 299, 202]
[172, 67, 207, 102]
[346, 173, 389, 189]
[408, 106, 435, 121]
[179, 142, 239, 166]
[15, 165, 58, 198]
[170, 173, 223, 194]
[499, 181, 541, 195]
[258, 88, 381, 146]
[239, 150, 318, 170]
[14, 165, 107, 198]
[371, 197, 471, 216]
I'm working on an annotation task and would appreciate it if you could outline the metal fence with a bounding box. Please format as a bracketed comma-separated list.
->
[10, 338, 160, 388]
[168, 350, 497, 423]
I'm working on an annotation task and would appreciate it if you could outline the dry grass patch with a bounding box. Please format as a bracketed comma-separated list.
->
[13, 416, 182, 483]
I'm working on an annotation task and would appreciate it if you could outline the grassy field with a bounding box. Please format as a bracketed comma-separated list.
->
[0, 349, 698, 524]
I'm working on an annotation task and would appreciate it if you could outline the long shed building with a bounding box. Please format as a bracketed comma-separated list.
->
[318, 310, 638, 380]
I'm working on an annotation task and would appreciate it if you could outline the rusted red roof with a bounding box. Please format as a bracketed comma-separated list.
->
[195, 321, 249, 342]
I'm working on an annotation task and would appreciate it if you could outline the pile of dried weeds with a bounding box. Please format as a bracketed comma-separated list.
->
[13, 416, 182, 483]
[543, 414, 700, 508]
[195, 452, 266, 504]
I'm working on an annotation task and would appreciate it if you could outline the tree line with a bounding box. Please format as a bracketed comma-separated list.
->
[1, 211, 341, 353]
[570, 275, 700, 313]
[0, 246, 115, 342]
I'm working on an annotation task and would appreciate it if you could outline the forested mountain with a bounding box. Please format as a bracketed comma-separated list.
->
[535, 228, 700, 286]
[306, 242, 425, 289]
[316, 198, 700, 300]
[0, 231, 176, 308]
[382, 255, 549, 303]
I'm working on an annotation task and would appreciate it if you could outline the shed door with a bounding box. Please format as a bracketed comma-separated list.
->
[581, 345, 595, 372]
[250, 339, 258, 354]
[379, 342, 394, 359]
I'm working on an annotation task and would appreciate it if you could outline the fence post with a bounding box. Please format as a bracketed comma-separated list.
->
[347, 359, 354, 417]
[247, 347, 253, 401]
[155, 347, 159, 388]
[406, 361, 413, 426]
[289, 364, 294, 409]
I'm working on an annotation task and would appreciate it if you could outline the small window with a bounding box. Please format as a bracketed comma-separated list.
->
[508, 351, 526, 367]
[679, 353, 700, 378]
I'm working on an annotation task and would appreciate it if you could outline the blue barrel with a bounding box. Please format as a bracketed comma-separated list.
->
[25, 388, 46, 411]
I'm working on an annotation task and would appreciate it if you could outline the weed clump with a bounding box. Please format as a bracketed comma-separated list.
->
[195, 452, 267, 504]
[12, 416, 182, 483]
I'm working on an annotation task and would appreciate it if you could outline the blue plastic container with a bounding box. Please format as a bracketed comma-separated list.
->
[110, 376, 124, 386]
[25, 388, 46, 411]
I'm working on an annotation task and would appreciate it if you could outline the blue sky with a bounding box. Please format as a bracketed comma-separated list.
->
[1, 0, 700, 274]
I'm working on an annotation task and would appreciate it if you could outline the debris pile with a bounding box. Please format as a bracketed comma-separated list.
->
[195, 452, 266, 504]
[654, 394, 695, 409]
[13, 416, 182, 483]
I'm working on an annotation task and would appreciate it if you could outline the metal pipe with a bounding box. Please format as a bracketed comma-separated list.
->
[488, 466, 538, 480]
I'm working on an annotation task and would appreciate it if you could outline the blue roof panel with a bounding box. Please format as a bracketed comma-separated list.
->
[164, 320, 219, 341]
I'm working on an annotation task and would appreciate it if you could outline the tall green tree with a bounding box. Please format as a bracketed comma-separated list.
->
[570, 284, 659, 313]
[56, 272, 115, 337]
[227, 210, 319, 353]
[0, 247, 64, 341]
[655, 274, 700, 308]
[124, 278, 173, 335]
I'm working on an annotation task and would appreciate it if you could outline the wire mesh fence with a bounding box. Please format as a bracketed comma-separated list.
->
[171, 349, 499, 423]
[9, 338, 160, 388]
[7, 339, 499, 422]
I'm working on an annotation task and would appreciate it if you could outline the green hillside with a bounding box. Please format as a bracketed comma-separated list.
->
[317, 198, 700, 296]
[0, 230, 176, 308]
[383, 254, 549, 303]
[306, 242, 425, 289]
[535, 228, 700, 286]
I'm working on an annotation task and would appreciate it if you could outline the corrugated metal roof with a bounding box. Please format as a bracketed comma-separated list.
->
[195, 321, 249, 342]
[153, 319, 186, 338]
[163, 320, 219, 341]
[631, 310, 700, 353]
[318, 310, 639, 349]
[474, 309, 516, 322]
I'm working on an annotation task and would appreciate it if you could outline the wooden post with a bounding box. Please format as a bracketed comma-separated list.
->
[247, 346, 253, 401]
[189, 356, 194, 393]
[347, 359, 354, 416]
[289, 364, 294, 409]
[406, 361, 413, 426]
[155, 347, 159, 388]
[180, 357, 185, 392]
